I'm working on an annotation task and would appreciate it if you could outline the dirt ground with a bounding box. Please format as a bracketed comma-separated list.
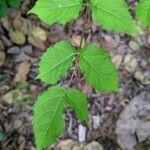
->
[0, 0, 150, 150]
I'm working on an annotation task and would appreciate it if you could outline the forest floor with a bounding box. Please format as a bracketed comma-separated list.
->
[0, 0, 150, 150]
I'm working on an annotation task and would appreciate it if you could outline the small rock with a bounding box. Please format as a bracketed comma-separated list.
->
[13, 18, 22, 30]
[78, 124, 86, 142]
[32, 26, 47, 42]
[116, 92, 150, 150]
[142, 71, 150, 85]
[15, 52, 33, 63]
[84, 141, 103, 150]
[92, 115, 101, 130]
[129, 40, 139, 51]
[20, 19, 29, 35]
[134, 37, 143, 46]
[21, 45, 33, 54]
[3, 90, 22, 104]
[148, 35, 150, 45]
[134, 71, 144, 81]
[21, 0, 30, 14]
[0, 85, 10, 95]
[0, 39, 5, 50]
[112, 54, 123, 68]
[140, 59, 147, 67]
[142, 79, 150, 85]
[1, 36, 12, 47]
[13, 120, 23, 129]
[31, 146, 36, 150]
[7, 46, 20, 54]
[28, 36, 46, 51]
[124, 54, 138, 73]
[70, 35, 85, 48]
[102, 36, 117, 50]
[9, 30, 26, 45]
[56, 139, 76, 150]
[3, 91, 13, 104]
[30, 84, 37, 92]
[9, 8, 20, 18]
[1, 17, 11, 31]
[14, 61, 31, 83]
[13, 18, 29, 35]
[144, 71, 150, 80]
[0, 51, 6, 66]
[72, 144, 83, 150]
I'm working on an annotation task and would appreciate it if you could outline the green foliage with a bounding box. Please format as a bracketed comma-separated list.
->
[0, 131, 4, 141]
[0, 1, 8, 17]
[33, 86, 65, 150]
[6, 0, 20, 7]
[30, 0, 140, 149]
[90, 0, 137, 33]
[65, 88, 88, 124]
[34, 43, 118, 149]
[79, 45, 118, 92]
[29, 0, 83, 24]
[147, 147, 150, 150]
[0, 73, 4, 80]
[136, 0, 150, 28]
[37, 41, 76, 84]
[16, 82, 29, 90]
[33, 87, 88, 150]
[0, 0, 20, 17]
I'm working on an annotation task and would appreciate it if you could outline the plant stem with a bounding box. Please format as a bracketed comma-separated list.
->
[68, 0, 90, 88]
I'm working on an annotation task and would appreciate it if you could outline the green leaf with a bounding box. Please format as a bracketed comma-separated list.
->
[16, 82, 28, 90]
[0, 1, 8, 17]
[136, 0, 150, 28]
[65, 88, 88, 124]
[32, 86, 65, 150]
[37, 41, 76, 84]
[90, 0, 137, 33]
[79, 45, 119, 92]
[6, 0, 20, 7]
[29, 0, 83, 24]
[0, 131, 4, 141]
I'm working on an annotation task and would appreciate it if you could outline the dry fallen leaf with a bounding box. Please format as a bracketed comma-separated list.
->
[70, 35, 85, 48]
[0, 51, 6, 67]
[14, 61, 31, 83]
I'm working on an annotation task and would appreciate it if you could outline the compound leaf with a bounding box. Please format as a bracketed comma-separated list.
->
[0, 1, 8, 17]
[37, 41, 76, 84]
[90, 0, 137, 33]
[6, 0, 20, 7]
[79, 45, 119, 92]
[65, 88, 88, 124]
[32, 86, 65, 150]
[29, 0, 83, 24]
[136, 0, 150, 28]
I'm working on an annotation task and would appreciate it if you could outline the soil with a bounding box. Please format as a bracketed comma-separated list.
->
[0, 0, 150, 150]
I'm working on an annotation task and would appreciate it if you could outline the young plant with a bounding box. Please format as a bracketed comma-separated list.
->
[0, 0, 20, 17]
[29, 0, 138, 150]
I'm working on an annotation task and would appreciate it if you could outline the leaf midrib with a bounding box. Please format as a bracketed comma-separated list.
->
[34, 95, 64, 122]
[65, 91, 85, 120]
[81, 54, 106, 79]
[49, 3, 82, 9]
[37, 2, 82, 9]
[39, 95, 64, 149]
[40, 53, 75, 78]
[92, 3, 132, 29]
[80, 53, 106, 87]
